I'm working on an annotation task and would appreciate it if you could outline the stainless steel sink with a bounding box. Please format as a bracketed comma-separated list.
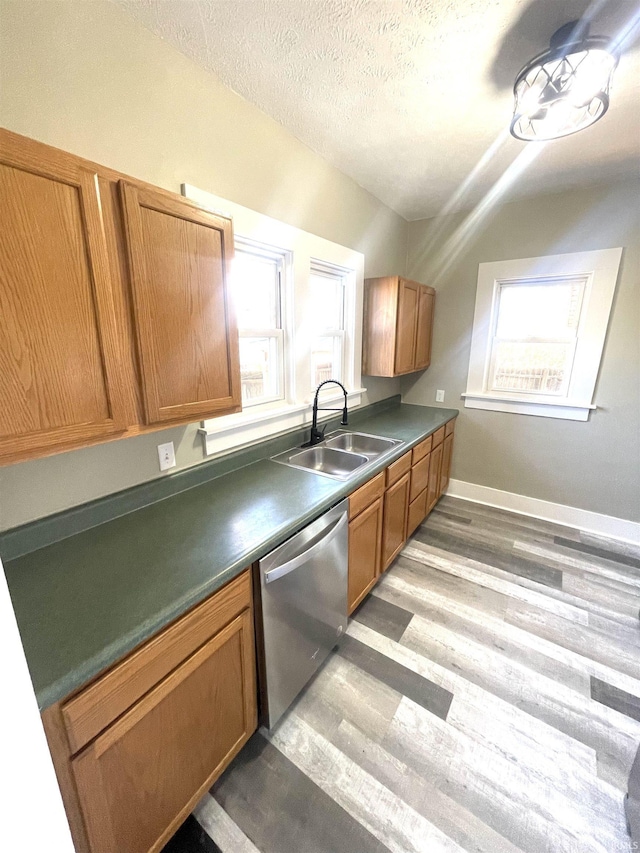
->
[271, 430, 403, 480]
[324, 432, 399, 457]
[281, 447, 368, 478]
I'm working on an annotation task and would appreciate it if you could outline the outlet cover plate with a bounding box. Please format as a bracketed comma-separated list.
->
[157, 441, 176, 471]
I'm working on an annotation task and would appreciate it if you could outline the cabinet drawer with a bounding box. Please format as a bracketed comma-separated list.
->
[62, 570, 251, 754]
[385, 451, 412, 487]
[445, 418, 456, 437]
[432, 426, 445, 448]
[349, 471, 385, 519]
[410, 453, 430, 502]
[411, 435, 432, 465]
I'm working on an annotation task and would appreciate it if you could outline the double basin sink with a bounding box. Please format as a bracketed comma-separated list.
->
[272, 430, 403, 480]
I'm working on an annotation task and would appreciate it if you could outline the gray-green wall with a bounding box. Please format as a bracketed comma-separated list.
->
[402, 181, 640, 523]
[0, 0, 407, 531]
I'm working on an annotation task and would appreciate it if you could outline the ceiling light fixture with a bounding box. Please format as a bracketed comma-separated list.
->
[510, 21, 618, 141]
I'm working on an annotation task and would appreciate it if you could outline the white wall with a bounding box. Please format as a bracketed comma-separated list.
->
[0, 556, 75, 851]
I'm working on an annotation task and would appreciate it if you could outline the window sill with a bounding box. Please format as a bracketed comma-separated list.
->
[462, 392, 597, 421]
[200, 388, 367, 456]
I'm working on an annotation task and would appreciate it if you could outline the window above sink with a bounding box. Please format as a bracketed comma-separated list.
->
[182, 184, 366, 458]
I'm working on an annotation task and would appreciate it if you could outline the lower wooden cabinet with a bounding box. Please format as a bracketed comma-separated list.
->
[42, 570, 257, 853]
[348, 496, 384, 614]
[407, 487, 428, 538]
[382, 470, 411, 570]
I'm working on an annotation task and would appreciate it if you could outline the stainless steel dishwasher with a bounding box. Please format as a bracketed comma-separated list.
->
[258, 499, 348, 728]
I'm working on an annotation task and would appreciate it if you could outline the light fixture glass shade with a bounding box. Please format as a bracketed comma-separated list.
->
[511, 27, 618, 141]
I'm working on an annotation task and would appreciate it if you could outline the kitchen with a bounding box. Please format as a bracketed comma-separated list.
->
[1, 1, 639, 852]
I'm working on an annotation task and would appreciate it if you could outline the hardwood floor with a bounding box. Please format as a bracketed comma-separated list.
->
[162, 497, 640, 853]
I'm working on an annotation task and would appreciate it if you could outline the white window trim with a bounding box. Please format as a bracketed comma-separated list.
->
[233, 239, 287, 408]
[181, 183, 365, 456]
[464, 248, 623, 421]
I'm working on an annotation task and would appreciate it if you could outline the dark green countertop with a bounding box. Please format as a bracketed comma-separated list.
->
[2, 403, 457, 710]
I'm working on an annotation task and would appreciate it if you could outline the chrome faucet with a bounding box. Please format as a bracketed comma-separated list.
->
[302, 380, 349, 447]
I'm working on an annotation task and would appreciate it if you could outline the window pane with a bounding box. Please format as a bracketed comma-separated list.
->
[233, 251, 279, 329]
[491, 341, 573, 393]
[311, 336, 342, 386]
[496, 280, 584, 340]
[309, 271, 344, 330]
[239, 337, 280, 403]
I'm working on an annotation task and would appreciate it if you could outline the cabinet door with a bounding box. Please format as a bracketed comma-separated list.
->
[348, 497, 383, 614]
[120, 183, 241, 425]
[407, 488, 428, 538]
[426, 441, 443, 514]
[72, 610, 256, 853]
[0, 135, 127, 461]
[394, 280, 419, 374]
[440, 433, 454, 497]
[382, 472, 410, 570]
[414, 287, 434, 370]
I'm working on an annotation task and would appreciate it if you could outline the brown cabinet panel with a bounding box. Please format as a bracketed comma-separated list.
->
[440, 432, 454, 497]
[386, 449, 412, 487]
[427, 441, 444, 514]
[410, 452, 431, 502]
[72, 609, 257, 853]
[394, 279, 419, 374]
[407, 488, 428, 538]
[0, 138, 127, 459]
[348, 496, 383, 614]
[120, 182, 241, 425]
[363, 276, 435, 377]
[349, 471, 385, 520]
[414, 288, 434, 370]
[382, 471, 410, 570]
[411, 434, 432, 465]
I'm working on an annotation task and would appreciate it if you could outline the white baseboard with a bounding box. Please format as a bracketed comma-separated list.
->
[446, 479, 640, 546]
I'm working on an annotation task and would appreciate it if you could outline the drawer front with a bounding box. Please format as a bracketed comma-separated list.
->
[432, 426, 445, 448]
[349, 471, 385, 519]
[63, 570, 251, 754]
[411, 435, 432, 465]
[410, 453, 430, 502]
[445, 418, 456, 437]
[385, 450, 412, 487]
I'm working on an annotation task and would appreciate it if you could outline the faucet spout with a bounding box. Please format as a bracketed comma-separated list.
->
[302, 379, 349, 447]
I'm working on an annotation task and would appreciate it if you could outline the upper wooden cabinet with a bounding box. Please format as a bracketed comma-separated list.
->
[0, 133, 128, 460]
[0, 129, 242, 464]
[120, 183, 241, 425]
[362, 276, 435, 377]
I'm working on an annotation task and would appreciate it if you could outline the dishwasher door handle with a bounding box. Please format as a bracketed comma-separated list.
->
[263, 513, 348, 584]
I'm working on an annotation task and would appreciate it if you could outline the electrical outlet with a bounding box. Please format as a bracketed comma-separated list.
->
[436, 389, 445, 402]
[157, 441, 176, 471]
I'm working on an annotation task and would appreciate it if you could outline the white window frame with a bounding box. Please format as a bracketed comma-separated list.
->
[463, 248, 622, 421]
[308, 260, 348, 388]
[234, 239, 286, 408]
[181, 184, 365, 456]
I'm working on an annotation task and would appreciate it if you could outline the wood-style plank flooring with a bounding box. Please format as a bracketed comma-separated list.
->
[162, 497, 640, 853]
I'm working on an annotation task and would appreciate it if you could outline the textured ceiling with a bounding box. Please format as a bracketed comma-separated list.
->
[117, 0, 640, 220]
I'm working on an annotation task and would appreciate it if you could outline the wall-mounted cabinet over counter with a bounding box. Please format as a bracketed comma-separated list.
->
[0, 128, 241, 466]
[362, 276, 435, 377]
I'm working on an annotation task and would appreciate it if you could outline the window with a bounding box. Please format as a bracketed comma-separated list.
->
[464, 248, 622, 421]
[181, 183, 365, 455]
[309, 265, 346, 387]
[233, 244, 284, 407]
